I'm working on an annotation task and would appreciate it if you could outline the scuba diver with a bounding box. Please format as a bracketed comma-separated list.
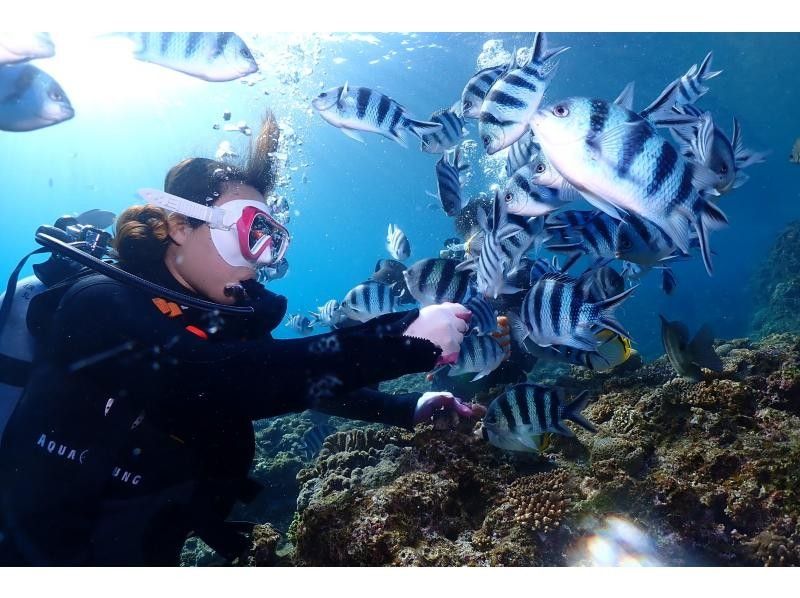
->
[0, 111, 479, 566]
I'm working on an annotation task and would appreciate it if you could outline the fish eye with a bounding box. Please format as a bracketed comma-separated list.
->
[240, 47, 253, 59]
[463, 100, 473, 111]
[553, 104, 569, 117]
[535, 163, 545, 173]
[482, 135, 491, 147]
[49, 88, 63, 101]
[504, 193, 513, 202]
[619, 237, 632, 250]
[719, 165, 729, 174]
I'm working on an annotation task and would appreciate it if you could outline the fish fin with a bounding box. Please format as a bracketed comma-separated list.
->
[697, 51, 723, 82]
[455, 256, 476, 272]
[547, 242, 584, 255]
[507, 311, 529, 346]
[517, 433, 543, 451]
[501, 283, 523, 295]
[570, 327, 600, 352]
[731, 117, 769, 169]
[471, 368, 493, 382]
[579, 189, 626, 220]
[689, 324, 723, 372]
[558, 180, 583, 205]
[689, 197, 728, 275]
[531, 32, 570, 64]
[595, 285, 638, 335]
[389, 128, 410, 148]
[340, 81, 349, 99]
[613, 81, 635, 111]
[551, 421, 575, 437]
[340, 127, 365, 143]
[690, 112, 716, 165]
[405, 117, 443, 140]
[732, 171, 750, 189]
[587, 121, 641, 159]
[661, 268, 677, 295]
[562, 390, 597, 433]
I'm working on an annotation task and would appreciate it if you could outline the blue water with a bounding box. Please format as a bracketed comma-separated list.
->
[2, 32, 799, 360]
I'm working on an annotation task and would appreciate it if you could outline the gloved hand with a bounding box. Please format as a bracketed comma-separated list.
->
[225, 278, 288, 335]
[403, 302, 471, 365]
[413, 391, 487, 425]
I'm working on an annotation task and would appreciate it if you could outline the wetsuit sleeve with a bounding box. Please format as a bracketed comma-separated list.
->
[52, 281, 441, 421]
[314, 388, 421, 430]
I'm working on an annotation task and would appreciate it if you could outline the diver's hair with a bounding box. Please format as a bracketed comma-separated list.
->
[113, 205, 173, 265]
[162, 109, 281, 220]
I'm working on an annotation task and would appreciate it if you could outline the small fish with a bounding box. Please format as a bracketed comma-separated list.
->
[435, 148, 470, 217]
[0, 33, 54, 65]
[614, 213, 681, 267]
[310, 299, 346, 328]
[446, 332, 507, 381]
[502, 215, 549, 272]
[258, 257, 289, 283]
[215, 140, 239, 160]
[312, 83, 441, 147]
[119, 32, 258, 82]
[532, 96, 727, 275]
[421, 107, 466, 154]
[527, 151, 584, 204]
[439, 237, 467, 261]
[547, 211, 622, 263]
[503, 164, 568, 217]
[300, 421, 337, 460]
[585, 266, 626, 302]
[671, 106, 767, 195]
[403, 258, 474, 306]
[482, 383, 596, 452]
[460, 63, 509, 119]
[0, 63, 74, 132]
[464, 294, 497, 335]
[479, 33, 568, 154]
[340, 281, 397, 322]
[505, 130, 540, 176]
[286, 314, 315, 335]
[386, 223, 411, 261]
[659, 315, 723, 381]
[791, 138, 800, 164]
[515, 271, 636, 352]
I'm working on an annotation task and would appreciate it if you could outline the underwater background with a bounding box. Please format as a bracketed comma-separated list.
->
[2, 32, 800, 566]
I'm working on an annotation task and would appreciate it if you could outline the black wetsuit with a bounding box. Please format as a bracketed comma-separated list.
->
[0, 261, 440, 565]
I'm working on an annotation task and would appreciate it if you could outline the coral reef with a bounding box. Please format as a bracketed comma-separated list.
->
[287, 334, 800, 566]
[751, 220, 800, 337]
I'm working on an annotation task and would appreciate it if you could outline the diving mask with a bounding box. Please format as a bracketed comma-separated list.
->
[138, 188, 290, 268]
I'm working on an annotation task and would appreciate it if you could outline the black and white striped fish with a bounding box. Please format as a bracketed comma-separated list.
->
[585, 266, 626, 302]
[312, 83, 442, 148]
[639, 52, 722, 127]
[458, 191, 523, 299]
[528, 257, 561, 286]
[0, 63, 73, 132]
[0, 33, 54, 65]
[285, 314, 315, 335]
[386, 223, 411, 261]
[479, 32, 568, 155]
[464, 294, 498, 335]
[310, 299, 346, 328]
[547, 211, 622, 263]
[516, 271, 637, 352]
[403, 258, 474, 307]
[482, 383, 596, 452]
[446, 333, 507, 381]
[613, 212, 682, 267]
[532, 96, 727, 275]
[671, 105, 767, 195]
[502, 215, 549, 271]
[340, 281, 398, 322]
[435, 148, 470, 217]
[503, 163, 569, 217]
[460, 63, 509, 119]
[119, 32, 258, 81]
[421, 107, 466, 153]
[505, 130, 540, 176]
[300, 421, 337, 460]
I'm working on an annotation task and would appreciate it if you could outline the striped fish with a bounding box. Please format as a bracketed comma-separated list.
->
[285, 314, 315, 335]
[0, 63, 74, 132]
[421, 107, 466, 153]
[482, 383, 596, 452]
[639, 52, 722, 127]
[310, 299, 345, 328]
[532, 96, 727, 275]
[122, 32, 258, 81]
[458, 191, 524, 299]
[503, 162, 568, 217]
[528, 257, 560, 286]
[585, 266, 626, 302]
[340, 281, 397, 322]
[300, 422, 337, 460]
[464, 294, 498, 335]
[505, 130, 540, 176]
[386, 223, 411, 261]
[403, 258, 474, 307]
[436, 148, 470, 217]
[671, 105, 767, 195]
[479, 32, 568, 155]
[613, 213, 682, 267]
[526, 151, 584, 204]
[502, 215, 549, 271]
[447, 333, 507, 381]
[312, 83, 442, 148]
[547, 211, 622, 263]
[460, 63, 509, 119]
[0, 33, 54, 65]
[516, 271, 637, 352]
[516, 328, 633, 373]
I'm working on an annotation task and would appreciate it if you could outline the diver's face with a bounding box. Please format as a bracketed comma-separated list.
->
[166, 182, 266, 304]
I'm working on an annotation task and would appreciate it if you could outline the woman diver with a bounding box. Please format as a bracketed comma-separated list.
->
[0, 111, 479, 565]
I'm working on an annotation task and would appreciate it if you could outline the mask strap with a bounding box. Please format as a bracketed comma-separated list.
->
[138, 188, 227, 229]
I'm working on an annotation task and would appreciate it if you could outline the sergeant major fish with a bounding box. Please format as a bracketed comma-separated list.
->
[0, 63, 74, 132]
[445, 332, 507, 381]
[482, 383, 596, 452]
[421, 107, 466, 154]
[312, 83, 442, 148]
[503, 163, 569, 217]
[386, 223, 411, 261]
[435, 148, 470, 217]
[340, 281, 398, 322]
[505, 130, 540, 176]
[460, 63, 509, 119]
[403, 258, 474, 306]
[310, 299, 345, 328]
[118, 32, 258, 81]
[479, 32, 568, 155]
[286, 314, 315, 335]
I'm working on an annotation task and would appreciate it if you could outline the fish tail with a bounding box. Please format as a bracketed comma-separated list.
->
[595, 285, 638, 338]
[404, 117, 443, 141]
[563, 390, 597, 433]
[685, 197, 728, 276]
